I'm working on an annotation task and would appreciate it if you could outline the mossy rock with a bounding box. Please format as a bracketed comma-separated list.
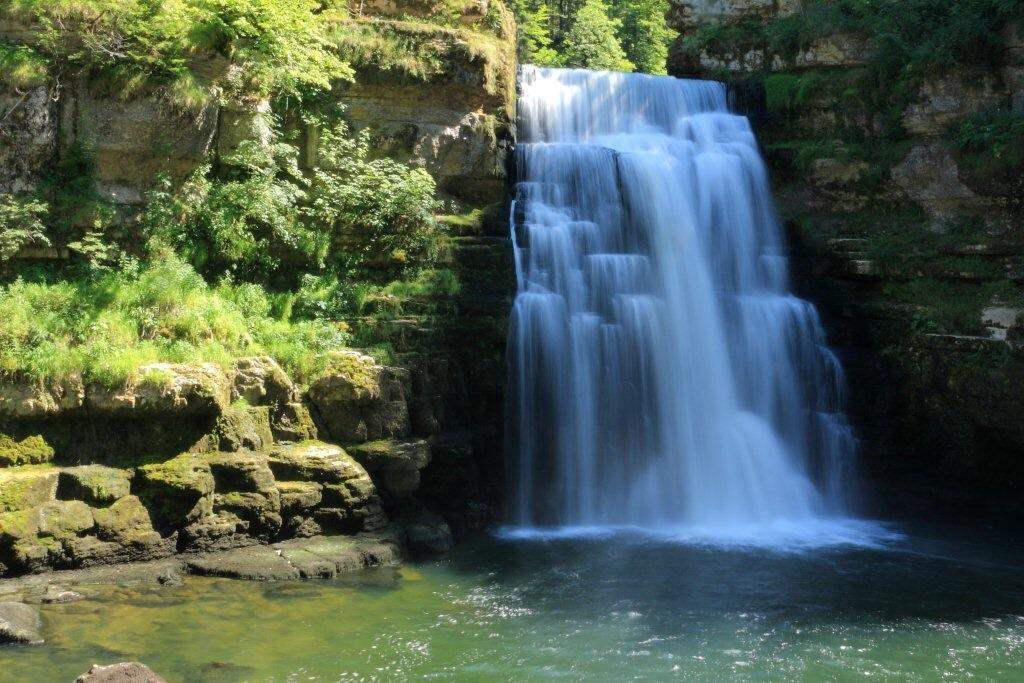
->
[37, 500, 94, 539]
[57, 466, 132, 506]
[266, 441, 369, 485]
[275, 481, 323, 516]
[215, 405, 274, 452]
[92, 495, 160, 545]
[206, 451, 277, 494]
[0, 467, 58, 514]
[270, 402, 318, 442]
[135, 455, 215, 531]
[0, 435, 54, 468]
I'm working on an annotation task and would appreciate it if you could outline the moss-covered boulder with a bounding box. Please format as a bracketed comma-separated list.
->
[0, 435, 54, 467]
[37, 500, 95, 538]
[135, 455, 215, 531]
[57, 466, 132, 506]
[306, 353, 411, 443]
[266, 441, 368, 484]
[92, 495, 161, 545]
[0, 467, 58, 513]
[214, 405, 274, 452]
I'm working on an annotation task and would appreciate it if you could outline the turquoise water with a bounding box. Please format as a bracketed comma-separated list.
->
[2, 524, 1023, 681]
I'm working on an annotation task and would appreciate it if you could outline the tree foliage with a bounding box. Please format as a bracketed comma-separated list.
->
[561, 0, 634, 71]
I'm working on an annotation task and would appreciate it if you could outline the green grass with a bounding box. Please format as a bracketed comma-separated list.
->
[0, 254, 350, 387]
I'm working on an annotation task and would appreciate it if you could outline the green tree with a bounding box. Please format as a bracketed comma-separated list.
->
[561, 0, 634, 72]
[610, 0, 673, 74]
[521, 2, 562, 66]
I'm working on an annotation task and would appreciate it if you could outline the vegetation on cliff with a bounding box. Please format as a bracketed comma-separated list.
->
[0, 0, 497, 385]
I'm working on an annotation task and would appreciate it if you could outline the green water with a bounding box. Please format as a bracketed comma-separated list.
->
[2, 525, 1023, 682]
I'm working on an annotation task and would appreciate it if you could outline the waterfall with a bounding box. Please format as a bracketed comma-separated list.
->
[505, 66, 857, 534]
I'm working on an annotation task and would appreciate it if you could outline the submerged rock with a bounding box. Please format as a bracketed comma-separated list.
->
[74, 662, 166, 682]
[404, 512, 454, 556]
[0, 601, 43, 644]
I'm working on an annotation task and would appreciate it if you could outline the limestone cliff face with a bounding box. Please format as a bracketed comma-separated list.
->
[668, 2, 1024, 513]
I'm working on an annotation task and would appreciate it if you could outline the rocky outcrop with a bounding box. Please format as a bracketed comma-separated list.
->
[0, 351, 460, 577]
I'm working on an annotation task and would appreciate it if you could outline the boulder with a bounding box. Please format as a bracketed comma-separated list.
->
[75, 662, 166, 683]
[266, 441, 369, 485]
[0, 601, 43, 644]
[0, 467, 58, 513]
[58, 466, 132, 505]
[37, 500, 95, 538]
[206, 451, 277, 494]
[87, 363, 231, 416]
[0, 434, 54, 467]
[276, 481, 323, 516]
[179, 512, 253, 553]
[92, 496, 161, 545]
[135, 455, 215, 531]
[345, 438, 431, 498]
[214, 405, 274, 452]
[230, 356, 295, 406]
[307, 353, 411, 442]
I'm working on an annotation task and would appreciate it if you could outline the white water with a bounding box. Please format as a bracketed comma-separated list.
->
[506, 67, 860, 538]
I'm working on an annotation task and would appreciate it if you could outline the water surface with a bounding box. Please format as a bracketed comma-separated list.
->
[2, 524, 1022, 681]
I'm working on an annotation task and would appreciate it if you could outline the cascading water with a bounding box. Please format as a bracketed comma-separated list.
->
[505, 66, 859, 537]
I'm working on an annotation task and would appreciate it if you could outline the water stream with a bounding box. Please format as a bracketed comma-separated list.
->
[506, 67, 857, 536]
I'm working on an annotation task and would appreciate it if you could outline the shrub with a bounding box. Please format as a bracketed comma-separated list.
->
[0, 195, 50, 261]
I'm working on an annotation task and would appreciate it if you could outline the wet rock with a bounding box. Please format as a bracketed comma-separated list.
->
[74, 662, 166, 682]
[38, 585, 83, 604]
[58, 466, 132, 505]
[0, 601, 43, 644]
[186, 545, 300, 581]
[214, 405, 274, 452]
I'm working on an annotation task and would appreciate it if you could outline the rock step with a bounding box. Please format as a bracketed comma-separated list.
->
[185, 532, 403, 581]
